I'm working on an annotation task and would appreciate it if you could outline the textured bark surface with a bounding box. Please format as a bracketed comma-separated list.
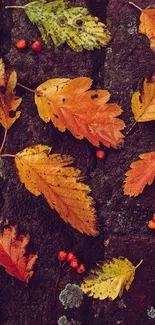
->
[0, 0, 155, 324]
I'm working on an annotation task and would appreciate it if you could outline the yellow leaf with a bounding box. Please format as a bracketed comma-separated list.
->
[132, 76, 155, 122]
[0, 59, 22, 129]
[15, 144, 97, 236]
[139, 8, 155, 53]
[35, 77, 125, 148]
[81, 257, 142, 300]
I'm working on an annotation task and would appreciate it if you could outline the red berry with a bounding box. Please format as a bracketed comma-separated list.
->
[16, 39, 27, 49]
[70, 259, 79, 269]
[31, 41, 42, 52]
[77, 264, 86, 274]
[96, 149, 105, 160]
[148, 220, 155, 230]
[58, 251, 67, 261]
[66, 252, 76, 262]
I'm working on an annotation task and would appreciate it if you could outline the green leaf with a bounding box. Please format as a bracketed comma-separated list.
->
[9, 0, 111, 52]
[81, 257, 143, 300]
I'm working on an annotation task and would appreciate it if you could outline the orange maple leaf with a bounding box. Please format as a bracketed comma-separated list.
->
[129, 2, 155, 52]
[0, 58, 22, 129]
[15, 144, 98, 236]
[124, 151, 155, 196]
[0, 225, 38, 282]
[35, 78, 125, 148]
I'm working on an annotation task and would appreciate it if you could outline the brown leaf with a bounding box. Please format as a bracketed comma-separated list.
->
[0, 59, 22, 129]
[0, 225, 38, 282]
[35, 77, 125, 148]
[124, 151, 155, 196]
[15, 144, 98, 236]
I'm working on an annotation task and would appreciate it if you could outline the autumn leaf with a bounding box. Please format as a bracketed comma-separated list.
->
[15, 144, 97, 236]
[124, 151, 155, 196]
[81, 257, 142, 300]
[129, 2, 155, 52]
[6, 0, 111, 52]
[0, 59, 6, 87]
[0, 59, 22, 129]
[0, 225, 38, 283]
[139, 8, 155, 53]
[35, 77, 125, 148]
[132, 76, 155, 122]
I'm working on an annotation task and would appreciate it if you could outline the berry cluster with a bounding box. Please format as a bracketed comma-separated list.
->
[16, 39, 42, 52]
[58, 251, 85, 273]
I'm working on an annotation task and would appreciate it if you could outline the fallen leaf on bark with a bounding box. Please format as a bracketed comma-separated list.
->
[132, 76, 155, 122]
[15, 144, 98, 236]
[129, 2, 155, 52]
[35, 77, 125, 148]
[0, 225, 38, 283]
[0, 59, 22, 129]
[139, 8, 155, 53]
[81, 257, 142, 300]
[124, 151, 155, 196]
[6, 0, 111, 52]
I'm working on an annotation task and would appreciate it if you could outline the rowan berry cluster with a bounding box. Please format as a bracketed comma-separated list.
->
[58, 251, 85, 273]
[16, 39, 42, 52]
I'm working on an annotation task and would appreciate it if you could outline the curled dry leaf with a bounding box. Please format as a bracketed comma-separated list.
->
[81, 257, 142, 300]
[0, 225, 38, 283]
[15, 144, 98, 236]
[0, 58, 22, 129]
[132, 76, 155, 122]
[124, 151, 155, 196]
[35, 77, 125, 148]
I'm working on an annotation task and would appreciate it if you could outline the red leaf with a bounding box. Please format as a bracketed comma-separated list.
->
[0, 225, 38, 283]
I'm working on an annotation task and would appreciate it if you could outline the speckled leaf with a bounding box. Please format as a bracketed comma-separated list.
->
[35, 77, 125, 148]
[0, 59, 22, 129]
[132, 76, 155, 122]
[10, 0, 111, 52]
[81, 257, 138, 300]
[15, 144, 98, 236]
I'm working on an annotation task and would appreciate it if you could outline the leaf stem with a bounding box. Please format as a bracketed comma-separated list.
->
[17, 83, 36, 93]
[0, 154, 15, 158]
[129, 2, 142, 12]
[5, 5, 25, 9]
[126, 120, 137, 135]
[52, 261, 66, 309]
[135, 259, 143, 269]
[0, 129, 8, 155]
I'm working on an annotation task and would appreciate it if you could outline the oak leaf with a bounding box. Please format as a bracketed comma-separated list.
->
[132, 76, 155, 122]
[0, 225, 38, 283]
[124, 151, 155, 196]
[81, 257, 142, 300]
[0, 59, 22, 129]
[139, 8, 155, 53]
[35, 77, 125, 148]
[15, 144, 97, 236]
[6, 0, 111, 52]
